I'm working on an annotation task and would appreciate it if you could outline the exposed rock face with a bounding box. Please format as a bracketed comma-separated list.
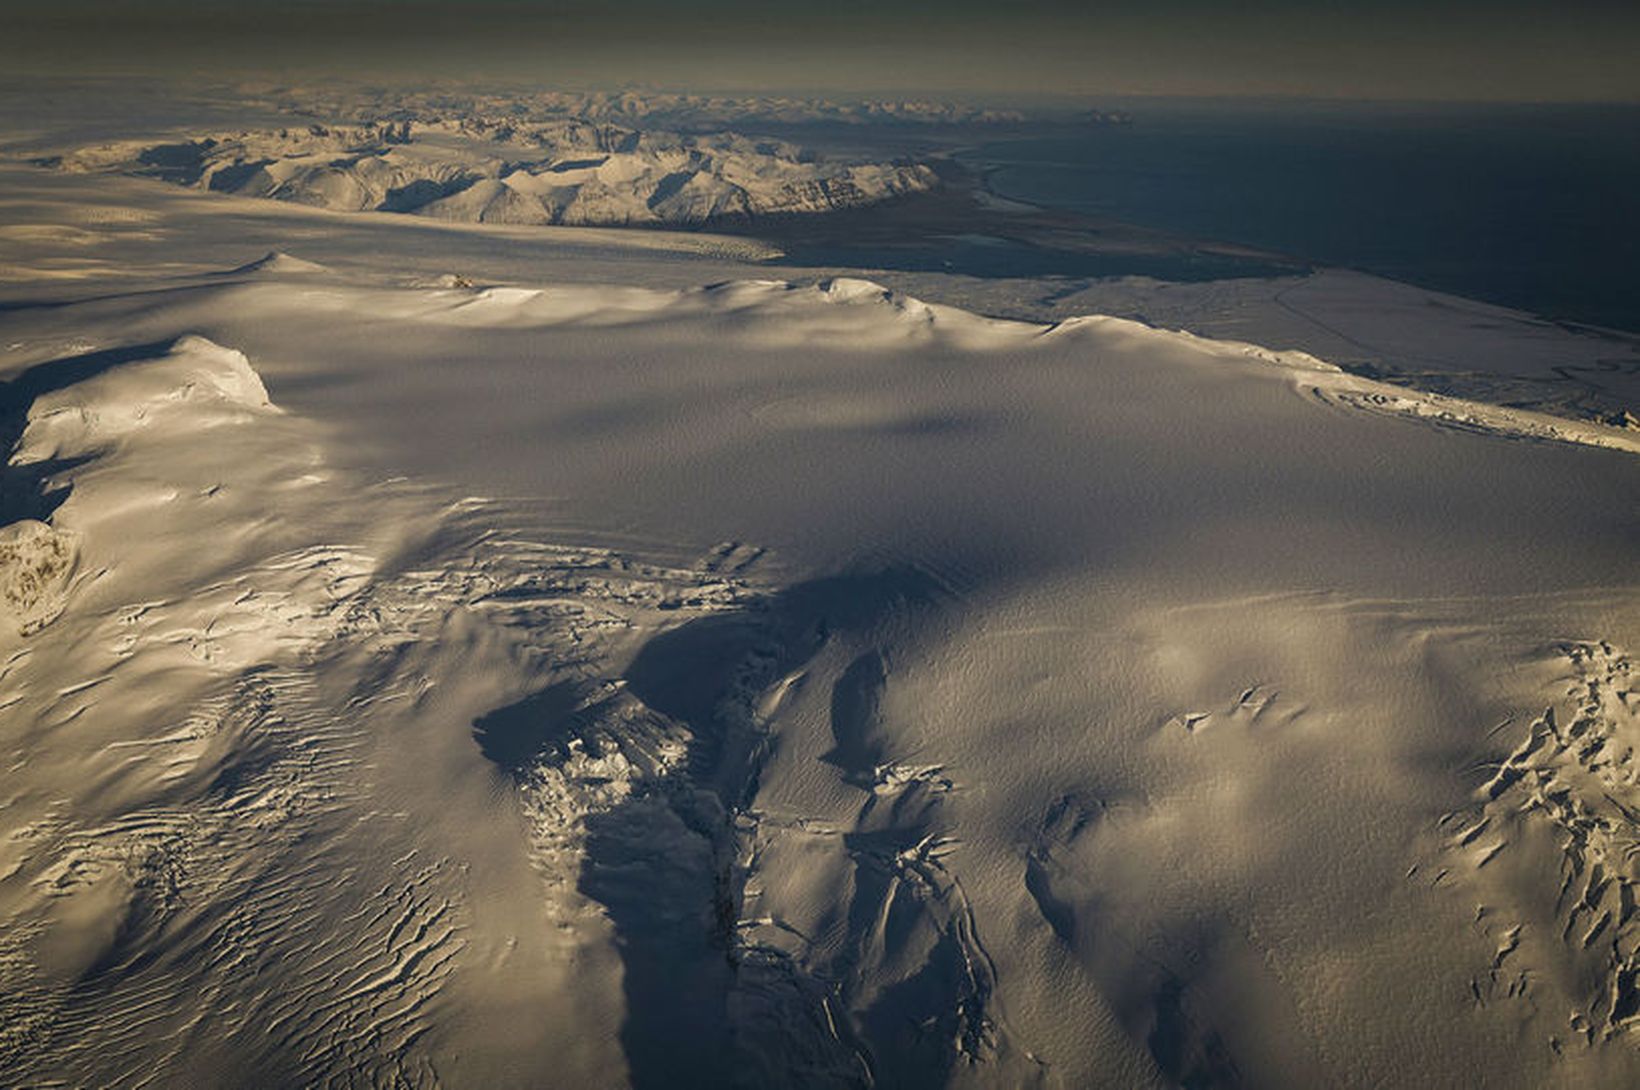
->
[0, 520, 75, 635]
[52, 118, 938, 226]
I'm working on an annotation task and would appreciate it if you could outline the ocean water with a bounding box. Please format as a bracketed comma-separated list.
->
[964, 101, 1640, 333]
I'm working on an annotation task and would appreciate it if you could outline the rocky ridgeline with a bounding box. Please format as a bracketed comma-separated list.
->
[47, 117, 938, 227]
[257, 87, 1043, 129]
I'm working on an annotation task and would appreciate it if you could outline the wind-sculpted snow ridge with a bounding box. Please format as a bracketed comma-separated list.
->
[1080, 320, 1640, 456]
[0, 336, 770, 1085]
[1302, 375, 1640, 455]
[0, 336, 464, 1086]
[0, 318, 1035, 1086]
[48, 118, 938, 226]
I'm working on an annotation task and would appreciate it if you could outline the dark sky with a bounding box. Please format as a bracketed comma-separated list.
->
[6, 0, 1638, 101]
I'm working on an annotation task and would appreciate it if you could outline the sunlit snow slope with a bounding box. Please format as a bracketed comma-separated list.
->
[0, 245, 1636, 1090]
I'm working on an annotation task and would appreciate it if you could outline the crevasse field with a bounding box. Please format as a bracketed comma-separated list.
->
[1, 87, 1637, 1089]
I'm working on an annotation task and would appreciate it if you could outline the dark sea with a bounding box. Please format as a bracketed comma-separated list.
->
[961, 101, 1640, 333]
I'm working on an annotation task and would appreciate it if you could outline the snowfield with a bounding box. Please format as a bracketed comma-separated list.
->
[1, 103, 1638, 1089]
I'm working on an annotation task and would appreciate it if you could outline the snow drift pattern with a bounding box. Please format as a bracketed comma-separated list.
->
[0, 268, 1635, 1087]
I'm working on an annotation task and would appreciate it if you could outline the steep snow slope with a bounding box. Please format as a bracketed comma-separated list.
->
[1, 253, 1636, 1088]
